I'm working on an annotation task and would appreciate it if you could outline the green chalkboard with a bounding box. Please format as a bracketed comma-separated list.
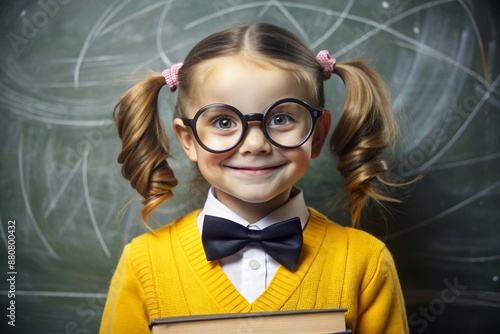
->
[1, 0, 499, 333]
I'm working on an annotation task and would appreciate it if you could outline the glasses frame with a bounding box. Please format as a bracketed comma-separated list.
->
[181, 98, 324, 153]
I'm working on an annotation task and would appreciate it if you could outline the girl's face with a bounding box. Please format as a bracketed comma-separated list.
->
[174, 56, 330, 221]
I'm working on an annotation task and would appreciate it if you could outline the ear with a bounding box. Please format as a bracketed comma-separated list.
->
[311, 110, 331, 158]
[173, 118, 198, 162]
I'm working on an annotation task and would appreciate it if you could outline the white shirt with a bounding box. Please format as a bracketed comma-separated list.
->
[197, 187, 309, 303]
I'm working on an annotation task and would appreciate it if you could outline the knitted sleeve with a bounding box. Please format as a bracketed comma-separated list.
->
[99, 243, 151, 333]
[355, 245, 409, 333]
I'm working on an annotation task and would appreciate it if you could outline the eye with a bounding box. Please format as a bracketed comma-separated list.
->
[268, 113, 295, 127]
[213, 116, 236, 129]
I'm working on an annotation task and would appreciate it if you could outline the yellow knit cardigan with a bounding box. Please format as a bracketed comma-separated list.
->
[100, 208, 409, 333]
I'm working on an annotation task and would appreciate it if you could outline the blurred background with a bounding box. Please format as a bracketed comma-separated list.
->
[0, 0, 498, 332]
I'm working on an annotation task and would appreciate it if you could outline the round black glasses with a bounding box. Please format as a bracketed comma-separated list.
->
[181, 98, 324, 153]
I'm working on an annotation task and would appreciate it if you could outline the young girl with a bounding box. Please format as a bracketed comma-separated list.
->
[100, 23, 409, 333]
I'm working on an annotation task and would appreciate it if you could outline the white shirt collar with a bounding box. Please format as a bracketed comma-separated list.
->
[197, 186, 309, 233]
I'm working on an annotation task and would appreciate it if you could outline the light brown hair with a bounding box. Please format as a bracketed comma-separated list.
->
[114, 23, 399, 226]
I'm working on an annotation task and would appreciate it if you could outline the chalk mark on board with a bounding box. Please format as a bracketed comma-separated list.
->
[386, 179, 500, 240]
[57, 196, 85, 239]
[44, 157, 83, 218]
[309, 0, 355, 50]
[0, 214, 7, 251]
[277, 0, 488, 87]
[261, 0, 311, 44]
[185, 1, 269, 29]
[427, 152, 500, 171]
[457, 0, 489, 82]
[0, 290, 108, 299]
[394, 41, 489, 87]
[183, 0, 487, 89]
[98, 1, 166, 37]
[0, 77, 114, 126]
[0, 92, 106, 125]
[332, 0, 490, 86]
[18, 133, 60, 259]
[74, 0, 132, 87]
[256, 0, 273, 18]
[82, 148, 111, 257]
[156, 0, 176, 67]
[326, 0, 455, 56]
[415, 73, 500, 173]
[422, 253, 500, 263]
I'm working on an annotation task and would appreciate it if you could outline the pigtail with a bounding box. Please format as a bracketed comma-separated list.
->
[330, 61, 399, 227]
[114, 74, 178, 224]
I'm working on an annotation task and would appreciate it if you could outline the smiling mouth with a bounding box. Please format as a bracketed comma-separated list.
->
[229, 164, 283, 170]
[226, 164, 285, 175]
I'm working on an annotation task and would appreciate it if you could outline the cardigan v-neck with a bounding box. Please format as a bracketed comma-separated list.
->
[175, 209, 328, 312]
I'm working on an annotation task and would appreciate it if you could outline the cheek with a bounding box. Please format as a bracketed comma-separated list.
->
[283, 143, 313, 161]
[280, 146, 312, 175]
[195, 158, 216, 185]
[194, 150, 228, 177]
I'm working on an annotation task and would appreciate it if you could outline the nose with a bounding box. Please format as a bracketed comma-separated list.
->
[238, 122, 272, 155]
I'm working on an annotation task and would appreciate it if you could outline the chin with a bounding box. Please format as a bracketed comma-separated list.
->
[236, 195, 275, 204]
[231, 188, 291, 205]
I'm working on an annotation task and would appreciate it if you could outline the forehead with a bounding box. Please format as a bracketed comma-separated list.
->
[187, 56, 308, 114]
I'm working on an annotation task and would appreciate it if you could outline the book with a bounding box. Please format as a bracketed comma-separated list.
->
[150, 308, 347, 334]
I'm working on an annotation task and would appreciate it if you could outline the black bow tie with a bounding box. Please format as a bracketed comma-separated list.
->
[202, 215, 303, 271]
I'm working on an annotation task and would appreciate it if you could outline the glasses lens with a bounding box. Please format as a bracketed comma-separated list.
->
[265, 101, 313, 147]
[195, 106, 243, 152]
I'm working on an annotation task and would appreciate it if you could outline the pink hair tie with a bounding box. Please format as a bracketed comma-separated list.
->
[162, 62, 183, 92]
[316, 50, 336, 80]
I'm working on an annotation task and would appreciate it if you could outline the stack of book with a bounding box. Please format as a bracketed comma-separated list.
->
[150, 308, 350, 333]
